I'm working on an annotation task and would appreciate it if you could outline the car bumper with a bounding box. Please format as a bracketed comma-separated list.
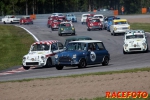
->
[124, 46, 148, 52]
[114, 29, 130, 33]
[61, 30, 75, 34]
[55, 60, 79, 66]
[89, 26, 102, 29]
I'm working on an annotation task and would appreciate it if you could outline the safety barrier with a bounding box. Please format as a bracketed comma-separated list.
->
[114, 10, 118, 15]
[142, 8, 147, 14]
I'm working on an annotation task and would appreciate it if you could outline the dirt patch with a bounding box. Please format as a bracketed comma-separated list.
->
[0, 71, 150, 100]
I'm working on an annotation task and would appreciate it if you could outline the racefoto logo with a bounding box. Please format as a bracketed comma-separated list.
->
[106, 91, 148, 99]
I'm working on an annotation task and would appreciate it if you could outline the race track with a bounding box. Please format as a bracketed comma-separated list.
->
[0, 15, 150, 81]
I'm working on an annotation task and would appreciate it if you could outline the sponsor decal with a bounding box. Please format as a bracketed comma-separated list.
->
[90, 51, 96, 62]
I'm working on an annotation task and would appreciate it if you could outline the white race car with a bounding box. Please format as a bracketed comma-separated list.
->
[123, 30, 148, 54]
[81, 13, 90, 24]
[22, 40, 64, 70]
[110, 19, 130, 36]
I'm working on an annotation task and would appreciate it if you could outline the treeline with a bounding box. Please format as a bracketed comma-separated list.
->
[0, 0, 150, 15]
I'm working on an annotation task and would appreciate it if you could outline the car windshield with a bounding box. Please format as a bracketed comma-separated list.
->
[83, 15, 89, 17]
[60, 23, 71, 27]
[126, 35, 144, 39]
[92, 19, 100, 22]
[58, 14, 63, 16]
[26, 17, 30, 19]
[67, 43, 86, 51]
[31, 44, 50, 51]
[94, 16, 103, 18]
[115, 21, 127, 25]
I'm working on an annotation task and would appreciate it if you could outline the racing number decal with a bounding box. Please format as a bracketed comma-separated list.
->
[90, 51, 96, 62]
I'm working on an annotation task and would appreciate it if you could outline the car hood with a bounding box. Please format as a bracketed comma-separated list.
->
[125, 38, 146, 45]
[24, 51, 51, 58]
[58, 50, 86, 57]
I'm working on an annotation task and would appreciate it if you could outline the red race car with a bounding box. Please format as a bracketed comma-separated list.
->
[86, 14, 95, 25]
[20, 16, 33, 25]
[47, 16, 56, 28]
[87, 18, 103, 31]
[51, 20, 62, 31]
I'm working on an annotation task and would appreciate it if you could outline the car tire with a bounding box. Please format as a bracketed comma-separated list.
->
[23, 66, 30, 70]
[113, 31, 116, 36]
[58, 33, 62, 36]
[123, 49, 127, 54]
[87, 28, 90, 31]
[78, 59, 87, 68]
[47, 24, 50, 28]
[51, 28, 54, 31]
[3, 21, 6, 24]
[44, 58, 52, 68]
[102, 56, 109, 66]
[56, 65, 64, 70]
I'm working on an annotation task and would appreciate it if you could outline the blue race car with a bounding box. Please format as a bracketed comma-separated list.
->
[66, 13, 77, 22]
[55, 40, 110, 70]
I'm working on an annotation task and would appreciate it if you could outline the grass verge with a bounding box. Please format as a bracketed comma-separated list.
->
[0, 25, 35, 70]
[130, 23, 150, 32]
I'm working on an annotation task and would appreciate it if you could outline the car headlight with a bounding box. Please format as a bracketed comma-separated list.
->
[41, 56, 45, 59]
[61, 28, 63, 30]
[90, 23, 93, 26]
[55, 54, 58, 58]
[114, 27, 117, 31]
[73, 54, 76, 58]
[72, 27, 75, 30]
[124, 44, 128, 47]
[142, 43, 147, 46]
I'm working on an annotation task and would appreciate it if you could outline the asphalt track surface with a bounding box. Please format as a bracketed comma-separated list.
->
[0, 15, 150, 81]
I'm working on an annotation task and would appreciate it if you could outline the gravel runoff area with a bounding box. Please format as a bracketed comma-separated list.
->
[0, 17, 150, 100]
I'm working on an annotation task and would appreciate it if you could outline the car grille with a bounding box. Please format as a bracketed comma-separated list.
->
[26, 62, 39, 65]
[122, 27, 128, 29]
[59, 56, 72, 62]
[129, 48, 141, 51]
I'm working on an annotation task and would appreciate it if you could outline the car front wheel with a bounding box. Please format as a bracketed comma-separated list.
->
[78, 59, 87, 68]
[56, 65, 64, 70]
[23, 66, 30, 70]
[44, 58, 52, 68]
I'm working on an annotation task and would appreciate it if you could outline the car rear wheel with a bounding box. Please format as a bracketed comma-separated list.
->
[102, 56, 109, 66]
[23, 66, 30, 70]
[3, 21, 6, 24]
[56, 65, 64, 70]
[78, 59, 87, 68]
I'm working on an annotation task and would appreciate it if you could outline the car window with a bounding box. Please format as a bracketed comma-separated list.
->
[67, 43, 86, 51]
[126, 35, 144, 39]
[96, 42, 105, 50]
[58, 42, 64, 49]
[31, 44, 49, 51]
[51, 43, 58, 51]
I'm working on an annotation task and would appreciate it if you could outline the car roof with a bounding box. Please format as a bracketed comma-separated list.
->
[94, 14, 104, 16]
[70, 40, 102, 43]
[66, 36, 92, 40]
[113, 19, 127, 22]
[32, 40, 59, 45]
[82, 14, 90, 15]
[60, 22, 72, 24]
[125, 30, 145, 35]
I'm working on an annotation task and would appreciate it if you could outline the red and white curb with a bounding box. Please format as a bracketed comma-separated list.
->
[0, 67, 36, 76]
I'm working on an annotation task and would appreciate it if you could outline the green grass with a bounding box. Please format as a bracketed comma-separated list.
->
[130, 23, 150, 32]
[0, 25, 35, 70]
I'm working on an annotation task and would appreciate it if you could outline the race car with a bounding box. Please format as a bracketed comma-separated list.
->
[66, 13, 77, 22]
[87, 18, 103, 31]
[110, 19, 130, 36]
[55, 40, 110, 70]
[123, 30, 148, 54]
[47, 16, 57, 28]
[81, 13, 90, 24]
[20, 16, 33, 25]
[22, 40, 64, 70]
[2, 15, 20, 24]
[51, 19, 62, 31]
[58, 22, 75, 36]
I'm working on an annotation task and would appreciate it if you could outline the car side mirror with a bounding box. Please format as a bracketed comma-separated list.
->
[63, 47, 67, 50]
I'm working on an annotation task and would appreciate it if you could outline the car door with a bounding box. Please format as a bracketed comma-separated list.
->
[87, 43, 98, 64]
[58, 42, 64, 52]
[51, 43, 60, 64]
[95, 42, 107, 63]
